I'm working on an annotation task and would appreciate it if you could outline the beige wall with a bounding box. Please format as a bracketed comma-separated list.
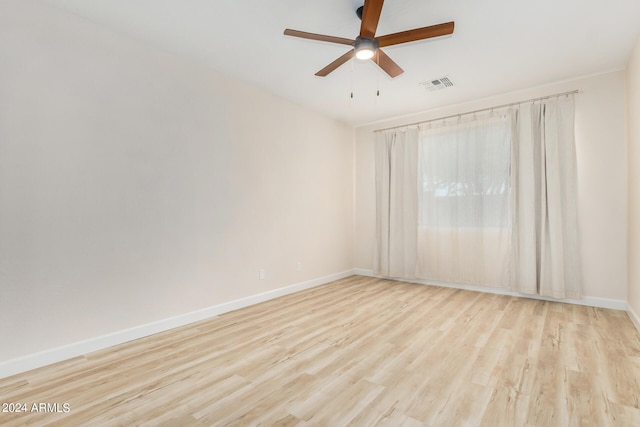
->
[0, 1, 353, 363]
[355, 72, 628, 301]
[628, 36, 640, 322]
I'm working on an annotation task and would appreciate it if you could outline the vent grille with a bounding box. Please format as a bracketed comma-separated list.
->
[420, 76, 454, 91]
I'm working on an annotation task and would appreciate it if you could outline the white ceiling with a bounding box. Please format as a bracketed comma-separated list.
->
[40, 0, 640, 126]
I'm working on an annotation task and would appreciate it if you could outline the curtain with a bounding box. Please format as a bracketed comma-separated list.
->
[510, 96, 581, 298]
[374, 94, 581, 299]
[416, 112, 512, 286]
[374, 128, 419, 277]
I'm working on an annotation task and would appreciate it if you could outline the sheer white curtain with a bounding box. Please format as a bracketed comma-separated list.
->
[416, 112, 512, 287]
[374, 94, 581, 298]
[510, 96, 581, 298]
[374, 128, 419, 277]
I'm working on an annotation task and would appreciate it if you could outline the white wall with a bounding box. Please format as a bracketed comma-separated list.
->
[627, 36, 640, 324]
[0, 1, 353, 364]
[355, 72, 628, 302]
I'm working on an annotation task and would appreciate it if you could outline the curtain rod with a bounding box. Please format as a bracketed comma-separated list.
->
[374, 89, 580, 133]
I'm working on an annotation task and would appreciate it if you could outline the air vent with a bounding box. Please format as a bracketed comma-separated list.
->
[420, 76, 454, 91]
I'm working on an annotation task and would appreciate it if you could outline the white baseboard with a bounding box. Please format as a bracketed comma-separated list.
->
[353, 269, 627, 311]
[0, 270, 354, 380]
[627, 305, 640, 333]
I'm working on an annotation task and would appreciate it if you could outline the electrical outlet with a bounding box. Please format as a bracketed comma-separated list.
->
[259, 268, 265, 280]
[296, 261, 302, 271]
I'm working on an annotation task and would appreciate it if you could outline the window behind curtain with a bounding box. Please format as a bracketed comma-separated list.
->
[375, 96, 579, 294]
[419, 117, 511, 229]
[415, 113, 512, 286]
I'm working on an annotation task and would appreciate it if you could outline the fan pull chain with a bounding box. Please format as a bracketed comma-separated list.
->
[350, 57, 354, 100]
[376, 54, 380, 100]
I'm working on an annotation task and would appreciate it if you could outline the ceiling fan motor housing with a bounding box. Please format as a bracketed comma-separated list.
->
[354, 36, 379, 50]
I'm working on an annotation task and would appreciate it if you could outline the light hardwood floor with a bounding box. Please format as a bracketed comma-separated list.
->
[1, 275, 640, 426]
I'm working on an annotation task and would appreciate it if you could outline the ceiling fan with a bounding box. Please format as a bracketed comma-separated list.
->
[283, 0, 454, 78]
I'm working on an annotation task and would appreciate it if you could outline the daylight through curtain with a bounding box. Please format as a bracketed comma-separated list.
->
[415, 111, 512, 287]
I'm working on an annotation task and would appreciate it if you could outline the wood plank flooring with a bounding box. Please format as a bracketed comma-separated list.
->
[1, 275, 640, 426]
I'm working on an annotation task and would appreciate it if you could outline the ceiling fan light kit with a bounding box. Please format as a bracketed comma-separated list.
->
[354, 37, 378, 60]
[284, 0, 454, 78]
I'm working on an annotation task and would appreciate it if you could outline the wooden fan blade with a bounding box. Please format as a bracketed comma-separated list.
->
[377, 21, 454, 47]
[315, 50, 355, 77]
[360, 0, 385, 38]
[373, 49, 403, 78]
[284, 29, 354, 46]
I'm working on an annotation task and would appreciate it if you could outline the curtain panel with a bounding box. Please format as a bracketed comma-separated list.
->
[416, 112, 512, 287]
[510, 97, 581, 298]
[374, 128, 419, 278]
